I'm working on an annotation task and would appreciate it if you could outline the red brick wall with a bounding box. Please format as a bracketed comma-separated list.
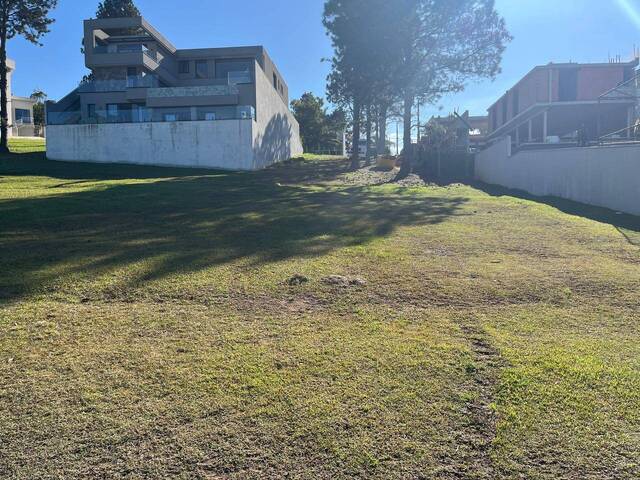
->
[576, 66, 625, 100]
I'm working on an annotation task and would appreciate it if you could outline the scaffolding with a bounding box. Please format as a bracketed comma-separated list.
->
[598, 71, 640, 143]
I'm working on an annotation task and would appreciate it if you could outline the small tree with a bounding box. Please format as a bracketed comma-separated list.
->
[0, 0, 57, 153]
[291, 92, 346, 154]
[30, 89, 46, 128]
[96, 0, 140, 18]
[291, 92, 328, 152]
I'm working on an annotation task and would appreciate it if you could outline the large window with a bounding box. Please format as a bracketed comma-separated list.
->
[14, 108, 31, 124]
[195, 60, 208, 79]
[215, 59, 253, 84]
[559, 68, 579, 102]
[197, 106, 255, 121]
[179, 61, 190, 74]
[87, 104, 96, 119]
[153, 107, 191, 122]
[106, 104, 132, 123]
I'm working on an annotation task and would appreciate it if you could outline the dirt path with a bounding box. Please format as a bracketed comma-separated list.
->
[455, 316, 506, 479]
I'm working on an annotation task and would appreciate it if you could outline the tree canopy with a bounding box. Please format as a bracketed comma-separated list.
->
[323, 0, 511, 173]
[291, 92, 346, 154]
[0, 0, 57, 151]
[96, 0, 140, 18]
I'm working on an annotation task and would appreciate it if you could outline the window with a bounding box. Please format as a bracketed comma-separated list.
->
[15, 108, 31, 123]
[559, 68, 579, 101]
[215, 59, 253, 84]
[179, 61, 190, 74]
[117, 44, 142, 53]
[106, 104, 132, 123]
[273, 73, 278, 89]
[107, 104, 118, 118]
[197, 106, 236, 121]
[195, 60, 208, 79]
[87, 104, 96, 119]
[155, 107, 191, 122]
[501, 99, 508, 124]
[126, 67, 139, 87]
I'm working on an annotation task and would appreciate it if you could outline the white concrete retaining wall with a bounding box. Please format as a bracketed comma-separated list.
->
[475, 137, 640, 216]
[47, 120, 256, 170]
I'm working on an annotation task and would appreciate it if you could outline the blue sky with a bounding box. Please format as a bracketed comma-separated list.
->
[7, 0, 640, 123]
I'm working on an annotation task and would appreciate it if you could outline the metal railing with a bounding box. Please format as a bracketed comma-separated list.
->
[47, 105, 256, 126]
[598, 124, 640, 144]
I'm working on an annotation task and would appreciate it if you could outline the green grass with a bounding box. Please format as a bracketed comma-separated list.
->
[0, 138, 639, 479]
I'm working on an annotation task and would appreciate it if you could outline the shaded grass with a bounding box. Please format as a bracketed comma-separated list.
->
[0, 138, 639, 478]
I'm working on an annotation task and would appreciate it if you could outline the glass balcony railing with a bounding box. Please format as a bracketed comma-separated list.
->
[78, 75, 160, 93]
[228, 71, 252, 85]
[47, 105, 256, 126]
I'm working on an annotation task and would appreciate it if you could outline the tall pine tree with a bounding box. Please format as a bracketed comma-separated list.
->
[96, 0, 140, 18]
[0, 0, 57, 153]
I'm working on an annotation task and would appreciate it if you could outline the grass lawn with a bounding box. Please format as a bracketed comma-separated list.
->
[1, 137, 639, 479]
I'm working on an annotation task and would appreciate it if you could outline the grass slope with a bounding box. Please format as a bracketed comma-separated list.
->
[0, 138, 639, 479]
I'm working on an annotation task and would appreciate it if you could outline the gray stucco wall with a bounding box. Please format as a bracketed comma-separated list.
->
[475, 137, 640, 216]
[252, 63, 303, 169]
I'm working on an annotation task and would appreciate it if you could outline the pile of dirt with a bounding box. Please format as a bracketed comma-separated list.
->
[336, 165, 429, 188]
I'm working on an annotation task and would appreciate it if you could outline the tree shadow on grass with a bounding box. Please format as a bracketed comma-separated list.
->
[0, 154, 467, 301]
[474, 182, 640, 245]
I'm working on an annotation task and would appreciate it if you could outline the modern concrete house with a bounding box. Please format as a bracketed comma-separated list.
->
[4, 59, 39, 138]
[46, 16, 302, 170]
[486, 60, 638, 147]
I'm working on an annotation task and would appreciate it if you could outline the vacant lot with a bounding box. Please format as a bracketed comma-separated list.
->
[1, 138, 639, 479]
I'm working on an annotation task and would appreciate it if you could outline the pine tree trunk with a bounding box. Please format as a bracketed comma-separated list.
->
[399, 94, 414, 176]
[351, 98, 361, 170]
[365, 104, 372, 166]
[377, 104, 388, 156]
[0, 29, 9, 154]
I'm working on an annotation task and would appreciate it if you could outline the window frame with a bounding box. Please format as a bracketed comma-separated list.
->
[178, 61, 190, 74]
[195, 60, 208, 79]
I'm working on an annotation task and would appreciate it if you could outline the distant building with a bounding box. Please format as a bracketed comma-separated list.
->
[426, 111, 488, 152]
[486, 60, 638, 146]
[4, 59, 38, 138]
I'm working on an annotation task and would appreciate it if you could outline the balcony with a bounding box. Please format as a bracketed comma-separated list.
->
[47, 105, 256, 125]
[78, 74, 160, 93]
